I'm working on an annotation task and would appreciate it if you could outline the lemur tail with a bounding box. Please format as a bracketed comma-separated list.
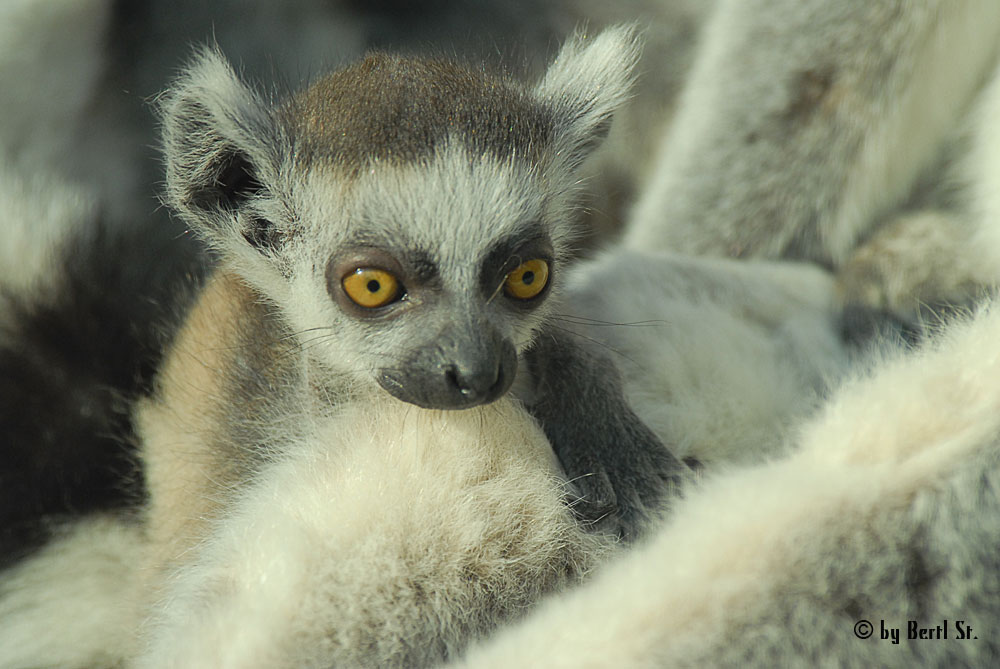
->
[0, 179, 204, 567]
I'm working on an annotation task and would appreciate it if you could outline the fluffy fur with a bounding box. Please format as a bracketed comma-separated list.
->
[0, 385, 609, 668]
[626, 0, 1000, 326]
[156, 30, 639, 367]
[0, 247, 850, 669]
[456, 300, 1000, 667]
[0, 515, 144, 668]
[0, 161, 200, 566]
[1, 21, 677, 668]
[136, 397, 610, 668]
[558, 249, 848, 466]
[9, 2, 1000, 667]
[0, 166, 93, 302]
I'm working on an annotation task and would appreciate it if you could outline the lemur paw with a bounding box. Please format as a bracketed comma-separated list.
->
[560, 412, 690, 542]
[836, 210, 990, 347]
[520, 330, 691, 543]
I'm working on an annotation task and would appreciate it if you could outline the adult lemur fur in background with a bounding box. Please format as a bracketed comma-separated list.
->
[628, 0, 1000, 335]
[454, 298, 1000, 667]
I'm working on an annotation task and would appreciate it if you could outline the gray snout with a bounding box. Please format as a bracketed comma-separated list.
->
[378, 328, 517, 410]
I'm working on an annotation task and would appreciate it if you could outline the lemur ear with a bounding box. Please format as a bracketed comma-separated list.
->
[534, 25, 641, 170]
[160, 48, 289, 252]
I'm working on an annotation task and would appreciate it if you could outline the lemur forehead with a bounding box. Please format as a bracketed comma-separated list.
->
[283, 53, 555, 170]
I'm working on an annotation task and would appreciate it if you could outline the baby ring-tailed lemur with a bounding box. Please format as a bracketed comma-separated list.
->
[142, 24, 685, 547]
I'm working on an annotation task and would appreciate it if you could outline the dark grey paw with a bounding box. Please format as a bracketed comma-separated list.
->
[520, 331, 690, 542]
[558, 410, 690, 542]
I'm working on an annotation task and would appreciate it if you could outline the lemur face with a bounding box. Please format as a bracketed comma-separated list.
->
[160, 28, 639, 409]
[290, 150, 561, 409]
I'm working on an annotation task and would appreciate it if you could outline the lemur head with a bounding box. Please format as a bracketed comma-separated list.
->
[161, 26, 639, 410]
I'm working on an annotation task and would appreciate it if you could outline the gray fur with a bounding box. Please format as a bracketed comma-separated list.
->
[627, 0, 1000, 328]
[454, 298, 1000, 667]
[9, 3, 1000, 667]
[559, 249, 849, 467]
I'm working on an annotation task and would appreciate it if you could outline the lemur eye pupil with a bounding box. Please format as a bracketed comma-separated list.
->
[503, 259, 549, 300]
[341, 268, 401, 309]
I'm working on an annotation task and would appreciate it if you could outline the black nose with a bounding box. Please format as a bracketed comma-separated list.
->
[376, 330, 518, 410]
[444, 360, 508, 404]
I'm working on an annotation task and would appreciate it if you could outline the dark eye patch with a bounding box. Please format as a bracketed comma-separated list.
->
[478, 230, 553, 301]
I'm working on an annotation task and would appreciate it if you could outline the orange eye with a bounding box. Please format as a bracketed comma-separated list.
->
[504, 259, 549, 300]
[342, 268, 401, 308]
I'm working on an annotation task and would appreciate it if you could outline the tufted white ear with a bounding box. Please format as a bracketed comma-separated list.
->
[534, 24, 641, 170]
[159, 48, 290, 252]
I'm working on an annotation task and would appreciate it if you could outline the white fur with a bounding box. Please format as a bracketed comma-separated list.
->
[135, 397, 610, 668]
[128, 248, 855, 667]
[126, 28, 650, 667]
[0, 163, 94, 298]
[20, 7, 1000, 668]
[278, 151, 567, 367]
[158, 47, 295, 255]
[960, 57, 1000, 275]
[534, 25, 642, 170]
[158, 29, 644, 395]
[562, 249, 847, 465]
[822, 0, 1000, 264]
[552, 0, 715, 237]
[629, 0, 1000, 263]
[620, 0, 1000, 324]
[456, 300, 1000, 667]
[0, 515, 144, 669]
[125, 247, 853, 666]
